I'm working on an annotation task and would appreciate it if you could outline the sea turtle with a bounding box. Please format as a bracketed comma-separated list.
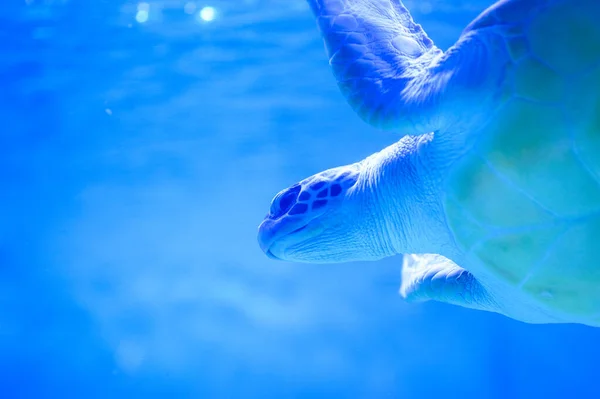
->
[257, 0, 600, 327]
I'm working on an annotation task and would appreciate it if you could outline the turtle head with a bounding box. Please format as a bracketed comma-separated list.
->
[258, 135, 455, 264]
[257, 162, 392, 263]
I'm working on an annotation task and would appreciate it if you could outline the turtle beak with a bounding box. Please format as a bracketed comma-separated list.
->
[258, 216, 313, 261]
[257, 218, 277, 255]
[265, 249, 280, 260]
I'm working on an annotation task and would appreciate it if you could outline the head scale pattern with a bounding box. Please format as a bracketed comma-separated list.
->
[268, 166, 360, 220]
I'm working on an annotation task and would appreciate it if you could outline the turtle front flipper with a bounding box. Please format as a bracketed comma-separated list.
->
[308, 0, 510, 137]
[308, 0, 442, 132]
[400, 254, 500, 313]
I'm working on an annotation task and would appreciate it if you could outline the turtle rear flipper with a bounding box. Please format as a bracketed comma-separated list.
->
[400, 254, 499, 313]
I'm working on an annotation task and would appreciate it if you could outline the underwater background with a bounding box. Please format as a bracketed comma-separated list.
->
[3, 0, 600, 397]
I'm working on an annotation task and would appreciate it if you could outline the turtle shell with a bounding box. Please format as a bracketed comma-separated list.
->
[443, 0, 600, 321]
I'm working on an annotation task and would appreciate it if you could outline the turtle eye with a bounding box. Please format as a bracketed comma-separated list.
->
[270, 184, 301, 218]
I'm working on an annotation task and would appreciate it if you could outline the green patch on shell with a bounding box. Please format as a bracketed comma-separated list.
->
[446, 152, 554, 229]
[483, 99, 600, 217]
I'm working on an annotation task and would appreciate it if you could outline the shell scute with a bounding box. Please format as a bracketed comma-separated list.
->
[472, 225, 565, 286]
[567, 71, 600, 184]
[521, 218, 600, 316]
[513, 57, 564, 103]
[528, 1, 600, 75]
[505, 36, 529, 62]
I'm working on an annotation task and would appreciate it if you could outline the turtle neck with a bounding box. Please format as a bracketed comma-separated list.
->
[359, 133, 460, 259]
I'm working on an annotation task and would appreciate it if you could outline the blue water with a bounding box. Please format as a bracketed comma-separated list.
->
[3, 0, 600, 397]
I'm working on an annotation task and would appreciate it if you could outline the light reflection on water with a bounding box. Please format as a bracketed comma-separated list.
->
[2, 0, 600, 397]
